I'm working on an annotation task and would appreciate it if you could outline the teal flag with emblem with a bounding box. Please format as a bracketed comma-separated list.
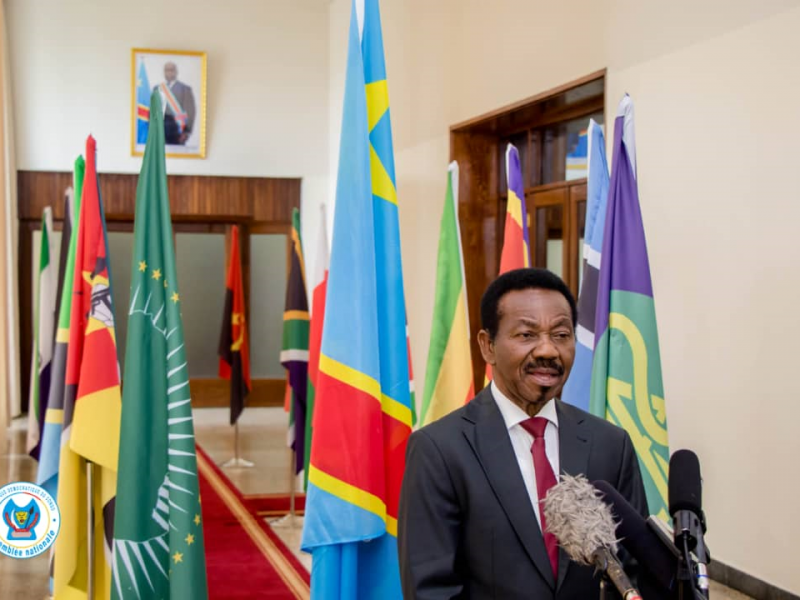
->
[590, 95, 670, 522]
[111, 90, 208, 599]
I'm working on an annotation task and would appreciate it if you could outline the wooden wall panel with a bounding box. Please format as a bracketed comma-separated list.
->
[189, 378, 285, 409]
[17, 171, 301, 223]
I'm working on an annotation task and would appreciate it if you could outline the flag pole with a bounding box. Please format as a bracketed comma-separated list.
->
[288, 448, 296, 525]
[86, 461, 95, 600]
[221, 421, 254, 468]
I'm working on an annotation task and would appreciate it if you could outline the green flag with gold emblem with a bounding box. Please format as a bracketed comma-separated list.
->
[111, 90, 208, 599]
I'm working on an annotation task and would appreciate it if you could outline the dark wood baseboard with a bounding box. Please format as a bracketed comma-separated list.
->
[190, 378, 285, 408]
[709, 560, 799, 599]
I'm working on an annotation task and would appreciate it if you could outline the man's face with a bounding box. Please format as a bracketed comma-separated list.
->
[164, 62, 178, 82]
[478, 288, 575, 416]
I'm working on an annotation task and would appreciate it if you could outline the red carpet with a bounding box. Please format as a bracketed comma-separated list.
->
[197, 446, 311, 599]
[244, 493, 306, 517]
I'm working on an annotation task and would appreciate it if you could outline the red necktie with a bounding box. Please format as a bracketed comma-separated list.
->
[521, 417, 559, 579]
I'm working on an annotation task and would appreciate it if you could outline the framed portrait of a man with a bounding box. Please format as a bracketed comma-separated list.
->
[131, 48, 207, 158]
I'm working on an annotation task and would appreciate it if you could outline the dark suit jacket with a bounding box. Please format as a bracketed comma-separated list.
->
[153, 80, 197, 133]
[398, 387, 648, 599]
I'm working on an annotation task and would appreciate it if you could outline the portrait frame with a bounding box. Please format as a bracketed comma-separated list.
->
[131, 48, 207, 159]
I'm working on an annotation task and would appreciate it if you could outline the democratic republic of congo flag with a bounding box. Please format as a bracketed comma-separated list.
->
[562, 119, 610, 412]
[590, 95, 670, 521]
[136, 59, 151, 145]
[54, 135, 122, 599]
[420, 162, 473, 425]
[301, 0, 413, 596]
[485, 144, 531, 383]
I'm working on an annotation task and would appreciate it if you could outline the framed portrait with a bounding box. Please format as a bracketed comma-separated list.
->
[131, 48, 207, 158]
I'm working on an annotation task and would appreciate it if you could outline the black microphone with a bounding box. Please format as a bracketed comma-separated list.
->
[543, 475, 643, 600]
[593, 480, 680, 598]
[669, 449, 710, 597]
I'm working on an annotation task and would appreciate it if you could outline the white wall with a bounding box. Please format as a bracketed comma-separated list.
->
[6, 0, 330, 280]
[328, 0, 800, 592]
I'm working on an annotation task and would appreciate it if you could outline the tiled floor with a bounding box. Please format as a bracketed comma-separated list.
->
[1, 408, 752, 599]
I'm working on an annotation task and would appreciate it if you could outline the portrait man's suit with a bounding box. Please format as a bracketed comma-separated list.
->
[154, 80, 196, 145]
[398, 386, 649, 599]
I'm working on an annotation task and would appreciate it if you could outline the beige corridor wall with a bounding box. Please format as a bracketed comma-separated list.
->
[327, 0, 800, 592]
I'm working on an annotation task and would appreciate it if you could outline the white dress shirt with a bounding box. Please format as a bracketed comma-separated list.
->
[491, 381, 560, 529]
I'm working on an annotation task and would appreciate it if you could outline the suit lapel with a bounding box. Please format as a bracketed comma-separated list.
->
[554, 399, 593, 591]
[462, 388, 556, 589]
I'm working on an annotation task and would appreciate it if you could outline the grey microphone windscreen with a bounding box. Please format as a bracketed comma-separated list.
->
[543, 474, 619, 565]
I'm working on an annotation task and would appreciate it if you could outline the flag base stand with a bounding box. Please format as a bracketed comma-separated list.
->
[220, 422, 254, 469]
[269, 449, 300, 528]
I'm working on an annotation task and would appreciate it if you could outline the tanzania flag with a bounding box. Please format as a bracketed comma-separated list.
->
[112, 90, 208, 599]
[301, 0, 413, 596]
[590, 95, 670, 521]
[27, 207, 57, 459]
[37, 161, 83, 502]
[218, 224, 251, 425]
[136, 60, 150, 145]
[562, 120, 610, 412]
[420, 162, 473, 425]
[485, 144, 531, 384]
[54, 136, 121, 599]
[305, 206, 329, 490]
[281, 208, 310, 476]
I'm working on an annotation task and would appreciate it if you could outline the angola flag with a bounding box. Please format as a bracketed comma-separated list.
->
[280, 207, 310, 476]
[590, 95, 670, 521]
[420, 162, 473, 425]
[301, 0, 413, 596]
[54, 135, 121, 599]
[111, 90, 208, 599]
[485, 144, 531, 383]
[27, 206, 57, 460]
[218, 224, 251, 425]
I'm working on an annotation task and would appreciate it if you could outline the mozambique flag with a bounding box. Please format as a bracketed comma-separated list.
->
[112, 90, 208, 599]
[27, 207, 57, 460]
[301, 0, 413, 596]
[562, 119, 610, 412]
[218, 224, 251, 425]
[420, 162, 473, 425]
[280, 208, 310, 476]
[485, 144, 531, 383]
[37, 159, 83, 501]
[54, 136, 121, 599]
[136, 59, 151, 145]
[590, 95, 670, 521]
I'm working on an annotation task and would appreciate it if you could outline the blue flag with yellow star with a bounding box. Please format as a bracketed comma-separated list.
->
[111, 90, 208, 599]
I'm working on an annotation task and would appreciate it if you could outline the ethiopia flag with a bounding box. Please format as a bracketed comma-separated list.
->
[218, 224, 251, 425]
[420, 162, 473, 425]
[301, 0, 413, 596]
[54, 135, 122, 599]
[111, 90, 208, 599]
[590, 95, 670, 521]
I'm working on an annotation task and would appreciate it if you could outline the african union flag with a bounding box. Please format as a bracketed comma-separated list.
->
[300, 0, 412, 597]
[590, 95, 670, 521]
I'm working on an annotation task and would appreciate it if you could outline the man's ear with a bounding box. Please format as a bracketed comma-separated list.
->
[477, 329, 496, 366]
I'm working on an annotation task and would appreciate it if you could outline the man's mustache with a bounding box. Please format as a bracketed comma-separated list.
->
[524, 358, 564, 375]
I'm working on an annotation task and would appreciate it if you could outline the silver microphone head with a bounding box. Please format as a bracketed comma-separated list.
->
[542, 474, 619, 565]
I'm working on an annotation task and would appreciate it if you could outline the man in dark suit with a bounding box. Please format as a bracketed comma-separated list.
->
[154, 61, 196, 145]
[398, 268, 648, 599]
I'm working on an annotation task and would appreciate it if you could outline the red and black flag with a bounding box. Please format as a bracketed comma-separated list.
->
[218, 225, 251, 425]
